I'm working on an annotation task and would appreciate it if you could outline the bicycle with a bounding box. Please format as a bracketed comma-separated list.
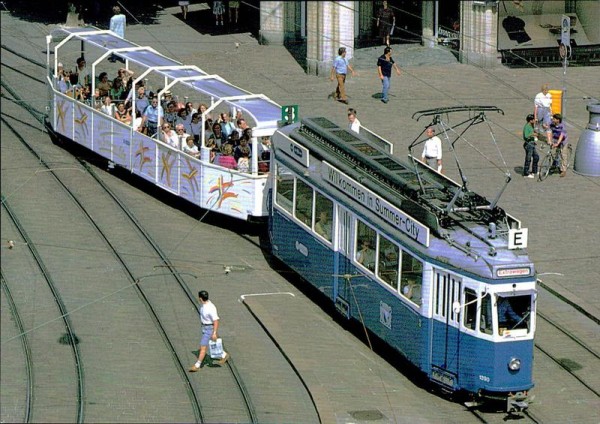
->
[538, 143, 573, 181]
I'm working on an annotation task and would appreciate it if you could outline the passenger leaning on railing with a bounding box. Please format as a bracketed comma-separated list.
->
[182, 135, 200, 158]
[216, 144, 237, 169]
[114, 102, 131, 125]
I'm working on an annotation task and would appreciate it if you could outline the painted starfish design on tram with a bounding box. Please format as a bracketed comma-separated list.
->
[207, 175, 238, 209]
[74, 104, 89, 138]
[134, 140, 152, 172]
[181, 157, 199, 197]
[56, 99, 68, 132]
[160, 150, 175, 188]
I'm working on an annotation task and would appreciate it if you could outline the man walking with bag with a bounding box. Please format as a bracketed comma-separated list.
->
[189, 290, 229, 372]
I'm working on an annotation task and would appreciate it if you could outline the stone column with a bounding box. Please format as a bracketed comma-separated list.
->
[306, 1, 356, 76]
[421, 1, 436, 48]
[260, 1, 285, 45]
[459, 1, 501, 67]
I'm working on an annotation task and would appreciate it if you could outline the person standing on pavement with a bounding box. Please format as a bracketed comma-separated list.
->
[534, 84, 552, 144]
[522, 114, 539, 178]
[549, 113, 568, 177]
[190, 290, 229, 372]
[109, 6, 126, 62]
[330, 47, 356, 105]
[421, 126, 443, 172]
[376, 1, 395, 47]
[377, 46, 401, 104]
[179, 1, 190, 20]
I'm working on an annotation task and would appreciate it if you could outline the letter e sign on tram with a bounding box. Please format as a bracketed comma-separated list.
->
[508, 228, 528, 249]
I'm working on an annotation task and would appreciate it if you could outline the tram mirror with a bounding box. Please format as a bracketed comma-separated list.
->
[452, 301, 461, 314]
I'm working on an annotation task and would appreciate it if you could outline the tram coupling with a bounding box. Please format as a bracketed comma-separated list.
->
[507, 391, 530, 414]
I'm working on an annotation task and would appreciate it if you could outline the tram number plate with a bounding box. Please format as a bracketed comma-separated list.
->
[431, 367, 456, 389]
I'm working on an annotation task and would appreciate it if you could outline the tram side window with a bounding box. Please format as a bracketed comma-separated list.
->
[275, 165, 294, 214]
[464, 288, 477, 330]
[400, 252, 423, 306]
[294, 179, 313, 227]
[480, 293, 493, 335]
[497, 295, 531, 335]
[356, 221, 377, 272]
[314, 193, 333, 242]
[377, 236, 399, 290]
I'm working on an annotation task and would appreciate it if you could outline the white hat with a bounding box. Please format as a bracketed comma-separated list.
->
[58, 62, 63, 67]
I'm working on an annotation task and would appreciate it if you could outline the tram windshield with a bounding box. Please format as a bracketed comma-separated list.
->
[496, 294, 532, 336]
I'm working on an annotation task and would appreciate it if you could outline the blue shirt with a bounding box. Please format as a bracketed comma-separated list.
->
[332, 55, 349, 75]
[143, 104, 163, 123]
[498, 298, 521, 324]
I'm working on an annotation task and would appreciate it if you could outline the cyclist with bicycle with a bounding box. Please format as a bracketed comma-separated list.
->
[522, 114, 539, 178]
[550, 113, 568, 177]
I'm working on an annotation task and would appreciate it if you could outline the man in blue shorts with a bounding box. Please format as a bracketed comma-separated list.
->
[189, 290, 229, 372]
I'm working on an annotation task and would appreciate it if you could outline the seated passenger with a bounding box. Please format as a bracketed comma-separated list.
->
[100, 96, 115, 116]
[190, 113, 202, 145]
[182, 136, 200, 158]
[176, 108, 193, 135]
[97, 72, 112, 97]
[197, 103, 212, 122]
[208, 122, 226, 149]
[234, 136, 252, 161]
[402, 280, 422, 305]
[114, 102, 131, 125]
[117, 68, 134, 89]
[161, 123, 180, 149]
[109, 77, 125, 102]
[315, 210, 332, 241]
[216, 144, 237, 169]
[357, 239, 376, 270]
[258, 150, 271, 174]
[164, 100, 179, 127]
[205, 138, 218, 162]
[236, 146, 251, 173]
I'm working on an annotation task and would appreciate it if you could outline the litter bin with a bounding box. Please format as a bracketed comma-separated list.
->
[549, 89, 563, 115]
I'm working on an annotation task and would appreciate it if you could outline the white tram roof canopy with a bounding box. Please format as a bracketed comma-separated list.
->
[50, 27, 281, 130]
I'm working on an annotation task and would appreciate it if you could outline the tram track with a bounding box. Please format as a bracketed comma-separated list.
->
[1, 73, 259, 423]
[1, 104, 206, 423]
[1, 196, 85, 423]
[0, 269, 34, 423]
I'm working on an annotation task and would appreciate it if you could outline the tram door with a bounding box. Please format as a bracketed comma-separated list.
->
[430, 270, 462, 388]
[334, 207, 354, 318]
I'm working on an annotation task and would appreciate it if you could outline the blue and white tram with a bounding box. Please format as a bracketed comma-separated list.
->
[45, 27, 281, 221]
[269, 116, 536, 411]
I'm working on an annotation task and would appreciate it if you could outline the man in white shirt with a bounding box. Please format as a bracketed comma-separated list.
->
[348, 109, 361, 134]
[534, 84, 553, 144]
[189, 291, 229, 372]
[421, 126, 443, 172]
[109, 6, 126, 62]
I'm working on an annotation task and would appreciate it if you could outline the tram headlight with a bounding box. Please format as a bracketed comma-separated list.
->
[508, 357, 521, 371]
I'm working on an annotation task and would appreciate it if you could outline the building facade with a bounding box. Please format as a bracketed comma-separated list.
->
[257, 0, 600, 75]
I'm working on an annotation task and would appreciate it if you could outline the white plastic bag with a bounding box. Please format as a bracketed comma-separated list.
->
[209, 338, 224, 359]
